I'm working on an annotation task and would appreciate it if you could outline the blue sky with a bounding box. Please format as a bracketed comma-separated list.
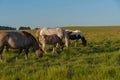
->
[0, 0, 120, 28]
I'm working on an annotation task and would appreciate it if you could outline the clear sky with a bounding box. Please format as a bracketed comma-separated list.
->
[0, 0, 120, 28]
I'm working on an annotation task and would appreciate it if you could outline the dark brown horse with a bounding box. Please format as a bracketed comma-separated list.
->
[0, 31, 43, 61]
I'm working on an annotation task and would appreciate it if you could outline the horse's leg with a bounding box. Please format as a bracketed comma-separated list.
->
[42, 43, 47, 54]
[64, 32, 70, 47]
[24, 49, 29, 60]
[75, 39, 79, 47]
[16, 48, 23, 60]
[52, 44, 56, 55]
[0, 46, 4, 62]
[6, 46, 9, 54]
[59, 41, 64, 51]
[56, 43, 59, 48]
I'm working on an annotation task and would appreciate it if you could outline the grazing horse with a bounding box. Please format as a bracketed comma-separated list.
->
[37, 34, 64, 54]
[36, 27, 70, 47]
[65, 30, 87, 47]
[0, 31, 43, 61]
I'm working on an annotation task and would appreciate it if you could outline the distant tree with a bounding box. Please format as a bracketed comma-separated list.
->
[34, 27, 40, 30]
[19, 26, 31, 30]
[0, 26, 16, 30]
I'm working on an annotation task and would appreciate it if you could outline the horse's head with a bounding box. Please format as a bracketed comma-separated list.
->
[31, 46, 43, 58]
[59, 41, 65, 50]
[35, 48, 43, 58]
[32, 40, 44, 58]
[81, 37, 87, 46]
[76, 31, 87, 47]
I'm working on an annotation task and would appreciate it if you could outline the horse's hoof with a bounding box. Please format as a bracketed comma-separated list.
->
[0, 59, 3, 62]
[25, 57, 28, 60]
[16, 57, 18, 60]
[44, 51, 47, 54]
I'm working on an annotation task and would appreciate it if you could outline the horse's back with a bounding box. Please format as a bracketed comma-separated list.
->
[0, 32, 8, 39]
[66, 30, 84, 38]
[42, 34, 59, 44]
[38, 27, 64, 38]
[7, 32, 28, 48]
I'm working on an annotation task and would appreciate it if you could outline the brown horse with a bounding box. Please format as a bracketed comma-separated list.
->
[65, 30, 87, 47]
[0, 31, 43, 61]
[37, 34, 64, 54]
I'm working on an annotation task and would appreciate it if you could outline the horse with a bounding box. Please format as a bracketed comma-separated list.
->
[0, 31, 43, 61]
[65, 30, 87, 47]
[37, 34, 64, 54]
[36, 27, 70, 47]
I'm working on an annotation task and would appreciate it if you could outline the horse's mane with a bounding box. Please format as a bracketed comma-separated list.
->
[21, 31, 37, 42]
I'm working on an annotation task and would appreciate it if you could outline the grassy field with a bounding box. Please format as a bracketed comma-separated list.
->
[0, 26, 120, 80]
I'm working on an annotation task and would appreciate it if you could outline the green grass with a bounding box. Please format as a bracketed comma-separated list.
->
[0, 26, 120, 80]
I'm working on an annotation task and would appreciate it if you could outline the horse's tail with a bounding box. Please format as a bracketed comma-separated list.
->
[63, 30, 70, 47]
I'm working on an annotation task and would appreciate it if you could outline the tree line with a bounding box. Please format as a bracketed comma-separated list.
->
[0, 26, 31, 30]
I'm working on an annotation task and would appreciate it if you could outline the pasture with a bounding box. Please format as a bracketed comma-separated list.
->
[0, 26, 120, 80]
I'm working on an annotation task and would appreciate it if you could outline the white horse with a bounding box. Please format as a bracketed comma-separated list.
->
[65, 29, 87, 47]
[36, 27, 70, 47]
